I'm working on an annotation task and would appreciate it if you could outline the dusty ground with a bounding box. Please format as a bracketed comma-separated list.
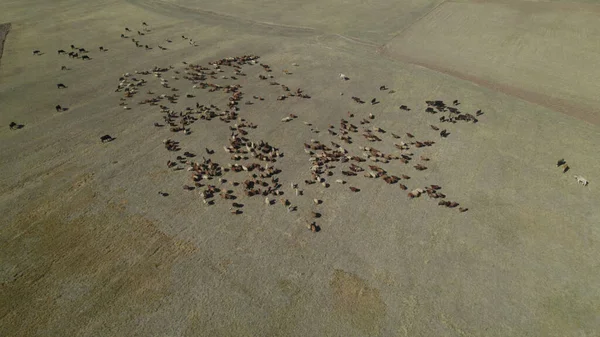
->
[1, 0, 599, 336]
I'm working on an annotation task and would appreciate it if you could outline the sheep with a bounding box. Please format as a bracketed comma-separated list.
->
[574, 175, 589, 186]
[307, 222, 320, 232]
[32, 50, 41, 55]
[56, 83, 67, 89]
[100, 135, 114, 143]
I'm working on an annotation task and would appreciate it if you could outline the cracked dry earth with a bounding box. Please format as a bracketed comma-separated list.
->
[1, 0, 600, 336]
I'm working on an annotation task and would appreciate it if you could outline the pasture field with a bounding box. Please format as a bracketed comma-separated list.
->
[1, 0, 599, 336]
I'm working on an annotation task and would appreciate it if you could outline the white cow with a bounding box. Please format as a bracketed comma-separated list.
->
[574, 175, 589, 186]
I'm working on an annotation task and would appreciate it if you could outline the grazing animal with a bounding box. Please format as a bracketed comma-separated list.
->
[56, 83, 67, 89]
[9, 122, 19, 130]
[32, 50, 41, 55]
[574, 175, 589, 186]
[557, 159, 566, 167]
[70, 44, 76, 49]
[55, 105, 62, 112]
[61, 65, 68, 70]
[440, 129, 449, 137]
[453, 100, 459, 105]
[340, 73, 348, 80]
[82, 55, 90, 60]
[563, 165, 570, 173]
[125, 27, 131, 32]
[57, 49, 66, 54]
[459, 208, 468, 212]
[414, 164, 427, 171]
[349, 186, 360, 192]
[399, 105, 410, 111]
[78, 48, 87, 53]
[100, 135, 114, 143]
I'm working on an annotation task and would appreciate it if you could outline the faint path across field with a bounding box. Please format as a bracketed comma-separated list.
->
[380, 0, 600, 126]
[0, 23, 11, 67]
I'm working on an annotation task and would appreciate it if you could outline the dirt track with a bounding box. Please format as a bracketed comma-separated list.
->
[0, 23, 11, 65]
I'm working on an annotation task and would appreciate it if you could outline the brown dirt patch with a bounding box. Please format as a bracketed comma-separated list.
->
[330, 269, 387, 336]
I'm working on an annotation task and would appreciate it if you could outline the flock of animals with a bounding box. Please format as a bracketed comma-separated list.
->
[557, 159, 589, 186]
[6, 21, 590, 235]
[109, 27, 490, 231]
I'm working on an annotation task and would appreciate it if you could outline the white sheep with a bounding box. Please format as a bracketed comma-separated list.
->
[574, 175, 589, 186]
